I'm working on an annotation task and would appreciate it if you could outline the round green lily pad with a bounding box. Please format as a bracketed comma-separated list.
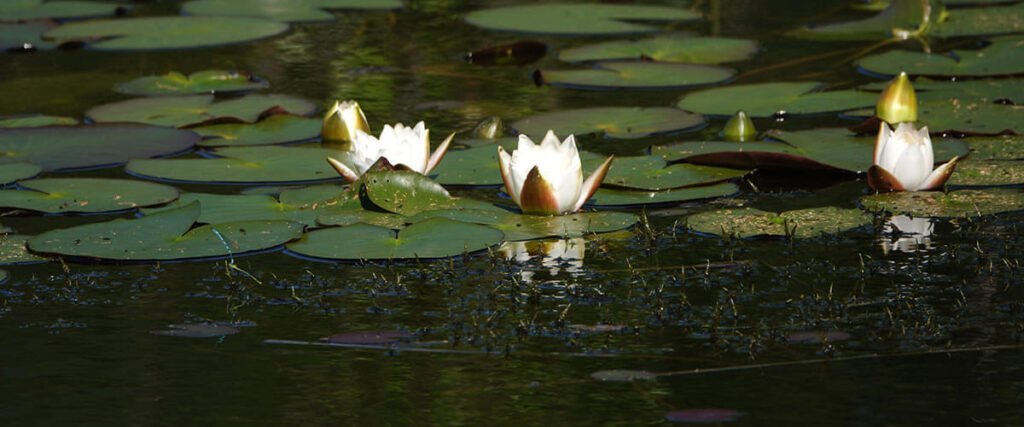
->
[141, 193, 325, 226]
[0, 0, 123, 21]
[0, 163, 41, 186]
[430, 145, 503, 187]
[861, 189, 1024, 217]
[0, 178, 179, 214]
[538, 61, 735, 90]
[409, 209, 637, 241]
[790, 0, 1024, 40]
[287, 218, 504, 261]
[115, 70, 270, 96]
[362, 170, 455, 216]
[464, 4, 701, 36]
[87, 94, 316, 128]
[127, 146, 343, 185]
[29, 202, 304, 262]
[559, 35, 758, 64]
[947, 160, 1024, 187]
[0, 234, 48, 265]
[688, 206, 872, 238]
[194, 115, 320, 147]
[587, 182, 739, 207]
[1, 22, 56, 51]
[591, 156, 746, 191]
[277, 185, 351, 207]
[512, 107, 704, 139]
[43, 16, 290, 51]
[860, 78, 1024, 104]
[316, 206, 408, 229]
[0, 124, 198, 172]
[0, 115, 78, 128]
[676, 82, 876, 117]
[182, 0, 402, 22]
[857, 36, 1024, 77]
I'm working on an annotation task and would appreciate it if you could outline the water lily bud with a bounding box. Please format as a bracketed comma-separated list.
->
[322, 100, 369, 144]
[876, 72, 918, 124]
[723, 110, 756, 142]
[473, 116, 504, 139]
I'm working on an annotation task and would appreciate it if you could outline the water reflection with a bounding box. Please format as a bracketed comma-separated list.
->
[498, 238, 585, 283]
[880, 215, 935, 254]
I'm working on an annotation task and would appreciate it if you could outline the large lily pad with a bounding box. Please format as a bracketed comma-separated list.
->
[675, 82, 876, 117]
[948, 160, 1024, 186]
[87, 94, 316, 128]
[194, 115, 320, 147]
[464, 4, 701, 36]
[287, 218, 504, 261]
[430, 145, 503, 187]
[688, 207, 872, 238]
[587, 182, 739, 207]
[845, 98, 1021, 135]
[28, 202, 303, 262]
[861, 189, 1024, 217]
[182, 0, 402, 22]
[1, 22, 56, 51]
[115, 70, 270, 96]
[512, 107, 704, 139]
[933, 2, 1024, 38]
[0, 178, 179, 214]
[537, 61, 735, 90]
[361, 170, 455, 216]
[859, 78, 1024, 104]
[0, 115, 77, 128]
[0, 0, 123, 21]
[965, 134, 1024, 160]
[127, 146, 342, 185]
[0, 124, 198, 171]
[0, 163, 41, 185]
[791, 0, 1024, 40]
[43, 16, 289, 51]
[409, 210, 637, 241]
[141, 189, 351, 226]
[0, 234, 48, 265]
[588, 155, 746, 190]
[558, 35, 757, 64]
[856, 36, 1024, 77]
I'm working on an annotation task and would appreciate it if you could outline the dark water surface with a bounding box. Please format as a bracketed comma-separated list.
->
[2, 1, 1024, 425]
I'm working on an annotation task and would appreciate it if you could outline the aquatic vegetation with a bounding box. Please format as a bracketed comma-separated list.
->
[498, 131, 612, 215]
[325, 121, 454, 182]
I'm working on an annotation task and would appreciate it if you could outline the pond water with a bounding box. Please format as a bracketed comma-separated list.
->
[2, 0, 1024, 425]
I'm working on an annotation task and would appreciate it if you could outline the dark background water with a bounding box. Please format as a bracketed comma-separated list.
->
[2, 0, 1024, 425]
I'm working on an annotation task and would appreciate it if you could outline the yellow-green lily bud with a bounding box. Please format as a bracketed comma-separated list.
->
[723, 110, 756, 142]
[876, 72, 917, 124]
[322, 100, 370, 144]
[473, 116, 504, 139]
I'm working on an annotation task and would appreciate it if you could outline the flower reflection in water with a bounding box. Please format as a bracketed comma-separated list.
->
[498, 238, 585, 284]
[881, 215, 935, 254]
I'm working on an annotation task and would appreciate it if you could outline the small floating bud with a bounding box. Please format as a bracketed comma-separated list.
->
[473, 116, 504, 139]
[723, 110, 756, 141]
[322, 100, 369, 144]
[876, 72, 918, 124]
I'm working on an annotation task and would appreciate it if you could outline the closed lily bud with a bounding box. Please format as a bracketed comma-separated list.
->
[326, 121, 454, 183]
[867, 122, 958, 192]
[473, 116, 505, 139]
[322, 100, 370, 144]
[876, 72, 918, 124]
[723, 110, 756, 142]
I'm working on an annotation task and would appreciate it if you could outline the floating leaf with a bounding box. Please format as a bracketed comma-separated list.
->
[846, 99, 1023, 135]
[949, 160, 1024, 186]
[316, 206, 408, 229]
[194, 115, 320, 147]
[588, 183, 739, 207]
[590, 369, 657, 382]
[43, 16, 289, 51]
[430, 145, 503, 187]
[287, 218, 504, 261]
[860, 77, 1024, 104]
[0, 115, 77, 128]
[466, 40, 547, 66]
[665, 409, 744, 424]
[861, 189, 1024, 217]
[0, 178, 179, 214]
[361, 170, 455, 216]
[0, 0, 124, 21]
[791, 0, 1024, 40]
[687, 207, 873, 238]
[87, 94, 316, 128]
[513, 107, 704, 139]
[182, 0, 402, 23]
[115, 70, 269, 96]
[559, 35, 757, 64]
[0, 234, 48, 265]
[0, 22, 56, 51]
[856, 36, 1024, 77]
[29, 202, 303, 262]
[127, 146, 343, 185]
[0, 124, 198, 171]
[932, 2, 1024, 38]
[676, 82, 876, 117]
[537, 61, 735, 90]
[591, 156, 746, 191]
[410, 209, 637, 241]
[0, 163, 41, 186]
[464, 4, 700, 35]
[964, 134, 1024, 160]
[140, 191, 351, 226]
[150, 323, 240, 338]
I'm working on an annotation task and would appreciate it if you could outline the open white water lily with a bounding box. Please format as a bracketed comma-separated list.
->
[325, 121, 454, 182]
[868, 122, 958, 192]
[498, 131, 613, 215]
[322, 100, 370, 144]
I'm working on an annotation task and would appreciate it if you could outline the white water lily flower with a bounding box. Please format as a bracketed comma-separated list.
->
[868, 122, 958, 192]
[498, 130, 613, 215]
[325, 121, 453, 182]
[321, 100, 369, 144]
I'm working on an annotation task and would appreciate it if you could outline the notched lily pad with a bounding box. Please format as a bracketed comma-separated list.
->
[286, 218, 504, 261]
[513, 107, 704, 139]
[559, 35, 757, 64]
[0, 178, 179, 214]
[141, 190, 351, 226]
[0, 124, 198, 171]
[687, 206, 873, 238]
[182, 0, 402, 23]
[465, 4, 700, 36]
[87, 94, 316, 128]
[115, 70, 270, 96]
[537, 61, 735, 90]
[0, 163, 41, 186]
[861, 189, 1024, 217]
[194, 115, 320, 147]
[43, 16, 290, 51]
[127, 146, 343, 185]
[676, 82, 876, 117]
[587, 183, 739, 207]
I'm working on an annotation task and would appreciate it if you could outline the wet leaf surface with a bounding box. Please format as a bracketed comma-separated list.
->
[465, 4, 700, 35]
[687, 206, 873, 238]
[513, 107, 704, 139]
[115, 70, 270, 96]
[287, 218, 504, 260]
[0, 178, 179, 214]
[44, 16, 290, 51]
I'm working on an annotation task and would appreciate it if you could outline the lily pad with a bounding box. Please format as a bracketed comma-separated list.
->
[0, 115, 77, 128]
[559, 35, 757, 64]
[182, 0, 402, 22]
[791, 0, 1024, 40]
[0, 124, 198, 171]
[845, 99, 1022, 135]
[856, 36, 1024, 77]
[860, 77, 1024, 103]
[87, 94, 317, 128]
[1, 22, 56, 51]
[512, 107, 704, 139]
[115, 70, 270, 96]
[588, 183, 740, 207]
[140, 191, 351, 226]
[537, 61, 735, 90]
[194, 115, 321, 147]
[0, 178, 179, 214]
[964, 135, 1024, 160]
[409, 210, 637, 241]
[676, 82, 876, 117]
[28, 202, 304, 262]
[933, 2, 1024, 38]
[43, 16, 289, 51]
[947, 160, 1024, 186]
[0, 0, 124, 21]
[361, 170, 455, 216]
[687, 207, 873, 238]
[0, 163, 41, 185]
[464, 4, 700, 36]
[0, 234, 48, 265]
[592, 156, 746, 191]
[126, 146, 343, 185]
[430, 145, 504, 187]
[286, 218, 504, 261]
[316, 206, 408, 229]
[861, 189, 1024, 217]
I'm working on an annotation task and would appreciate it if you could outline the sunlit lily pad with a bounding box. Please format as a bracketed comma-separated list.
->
[182, 0, 402, 22]
[0, 234, 48, 265]
[676, 82, 876, 117]
[361, 170, 455, 216]
[964, 134, 1024, 160]
[512, 107, 704, 139]
[87, 94, 316, 128]
[537, 61, 735, 90]
[0, 0, 124, 21]
[430, 145, 503, 187]
[0, 115, 77, 128]
[860, 78, 1024, 103]
[43, 16, 289, 51]
[846, 98, 1021, 135]
[409, 210, 637, 241]
[464, 4, 700, 36]
[1, 22, 56, 51]
[861, 189, 1024, 217]
[933, 2, 1024, 38]
[688, 207, 872, 238]
[194, 115, 320, 147]
[28, 202, 303, 262]
[588, 183, 739, 207]
[0, 178, 179, 214]
[0, 163, 41, 186]
[115, 70, 270, 96]
[141, 189, 351, 226]
[559, 35, 757, 64]
[589, 156, 746, 190]
[287, 218, 504, 261]
[0, 124, 198, 171]
[316, 206, 408, 229]
[791, 0, 1024, 40]
[127, 146, 342, 185]
[948, 160, 1024, 186]
[856, 36, 1024, 77]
